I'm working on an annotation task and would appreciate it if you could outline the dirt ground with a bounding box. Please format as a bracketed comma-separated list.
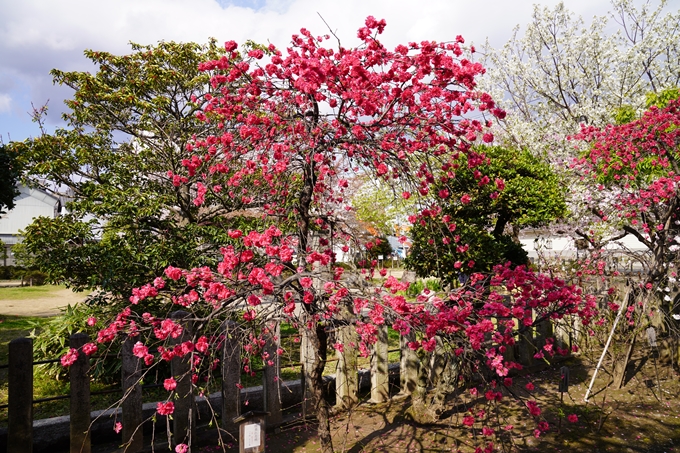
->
[0, 284, 88, 317]
[193, 353, 680, 453]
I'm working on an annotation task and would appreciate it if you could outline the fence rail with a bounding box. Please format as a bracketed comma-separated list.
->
[2, 310, 567, 453]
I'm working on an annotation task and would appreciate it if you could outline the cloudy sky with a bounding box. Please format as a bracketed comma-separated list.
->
[0, 0, 650, 142]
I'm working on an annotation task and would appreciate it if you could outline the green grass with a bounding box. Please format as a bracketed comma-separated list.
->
[0, 284, 64, 301]
[0, 315, 50, 363]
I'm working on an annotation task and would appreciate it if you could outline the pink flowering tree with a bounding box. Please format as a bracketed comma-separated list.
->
[63, 18, 595, 452]
[572, 97, 680, 381]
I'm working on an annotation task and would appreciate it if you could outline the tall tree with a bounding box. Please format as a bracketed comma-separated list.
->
[0, 144, 21, 214]
[483, 0, 680, 159]
[61, 20, 591, 453]
[11, 41, 270, 297]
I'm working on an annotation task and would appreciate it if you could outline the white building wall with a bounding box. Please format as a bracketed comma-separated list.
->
[0, 184, 60, 265]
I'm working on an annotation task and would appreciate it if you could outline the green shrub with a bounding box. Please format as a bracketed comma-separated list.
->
[406, 278, 441, 297]
[32, 301, 120, 383]
[21, 270, 47, 286]
[425, 279, 441, 292]
[407, 280, 425, 297]
[0, 265, 27, 280]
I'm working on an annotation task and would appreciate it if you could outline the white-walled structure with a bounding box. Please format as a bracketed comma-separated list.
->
[0, 184, 62, 266]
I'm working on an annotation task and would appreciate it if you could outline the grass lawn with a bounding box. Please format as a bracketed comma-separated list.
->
[0, 284, 65, 301]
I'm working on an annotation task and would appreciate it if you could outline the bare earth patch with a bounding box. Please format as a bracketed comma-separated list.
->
[0, 285, 88, 317]
[194, 355, 680, 453]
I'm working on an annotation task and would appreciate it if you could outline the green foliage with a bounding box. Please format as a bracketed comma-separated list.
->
[406, 278, 441, 297]
[407, 146, 565, 285]
[368, 236, 394, 259]
[353, 180, 413, 235]
[0, 145, 21, 214]
[10, 41, 283, 299]
[646, 87, 680, 109]
[613, 105, 638, 125]
[611, 88, 678, 126]
[31, 302, 119, 382]
[0, 265, 26, 280]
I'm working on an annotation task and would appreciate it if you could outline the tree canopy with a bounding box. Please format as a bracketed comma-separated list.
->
[484, 0, 680, 159]
[11, 41, 271, 297]
[407, 146, 567, 285]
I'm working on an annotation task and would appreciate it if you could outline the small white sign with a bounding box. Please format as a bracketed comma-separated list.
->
[244, 423, 261, 449]
[378, 255, 384, 260]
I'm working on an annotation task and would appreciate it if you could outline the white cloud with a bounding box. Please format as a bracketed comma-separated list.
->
[0, 94, 10, 113]
[0, 0, 637, 140]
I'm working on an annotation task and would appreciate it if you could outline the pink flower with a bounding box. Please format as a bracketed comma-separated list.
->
[114, 422, 122, 433]
[82, 343, 98, 356]
[86, 317, 97, 327]
[463, 415, 475, 427]
[526, 400, 541, 417]
[60, 348, 79, 367]
[132, 342, 149, 359]
[247, 294, 261, 306]
[156, 401, 175, 415]
[164, 266, 183, 281]
[525, 382, 535, 391]
[567, 414, 578, 423]
[175, 444, 188, 453]
[164, 377, 177, 391]
[195, 336, 209, 353]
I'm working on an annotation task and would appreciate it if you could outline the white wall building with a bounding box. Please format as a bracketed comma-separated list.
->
[0, 184, 62, 266]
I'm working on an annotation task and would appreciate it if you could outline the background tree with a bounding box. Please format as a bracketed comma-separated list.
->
[0, 143, 21, 214]
[351, 177, 414, 235]
[407, 146, 567, 285]
[11, 40, 272, 298]
[575, 97, 680, 302]
[483, 0, 680, 160]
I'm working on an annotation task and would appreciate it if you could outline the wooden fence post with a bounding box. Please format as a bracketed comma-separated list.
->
[221, 321, 241, 434]
[121, 335, 143, 452]
[263, 320, 282, 427]
[516, 320, 534, 367]
[335, 325, 358, 409]
[399, 331, 418, 396]
[370, 324, 389, 403]
[8, 337, 33, 453]
[554, 317, 571, 351]
[300, 326, 316, 417]
[70, 333, 91, 453]
[535, 313, 553, 353]
[170, 310, 194, 448]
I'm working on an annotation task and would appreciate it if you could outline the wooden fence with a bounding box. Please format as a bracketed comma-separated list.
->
[2, 310, 570, 453]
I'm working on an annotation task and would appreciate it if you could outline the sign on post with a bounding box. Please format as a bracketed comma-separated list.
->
[559, 366, 570, 393]
[233, 411, 269, 453]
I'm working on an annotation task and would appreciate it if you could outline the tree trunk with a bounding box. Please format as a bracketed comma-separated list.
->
[306, 323, 333, 453]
